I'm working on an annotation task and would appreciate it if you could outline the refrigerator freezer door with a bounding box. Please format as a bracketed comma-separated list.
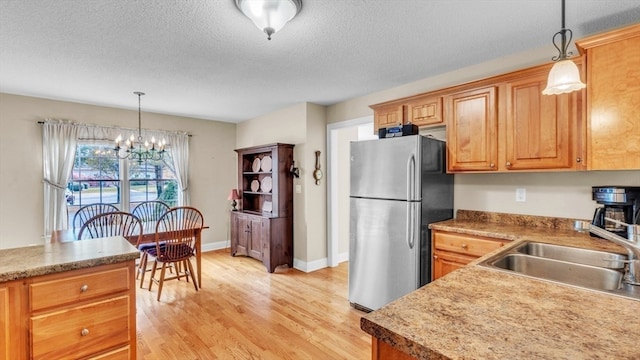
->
[349, 197, 420, 311]
[350, 136, 421, 201]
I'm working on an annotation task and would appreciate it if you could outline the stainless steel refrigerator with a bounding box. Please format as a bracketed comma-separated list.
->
[349, 135, 453, 312]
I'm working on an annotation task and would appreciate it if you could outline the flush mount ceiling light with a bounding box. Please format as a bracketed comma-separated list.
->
[235, 0, 302, 40]
[542, 0, 586, 95]
[114, 92, 166, 164]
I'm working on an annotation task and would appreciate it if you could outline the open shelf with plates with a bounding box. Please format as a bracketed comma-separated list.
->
[231, 143, 294, 272]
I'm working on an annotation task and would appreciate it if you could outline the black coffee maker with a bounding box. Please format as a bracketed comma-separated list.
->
[591, 186, 640, 237]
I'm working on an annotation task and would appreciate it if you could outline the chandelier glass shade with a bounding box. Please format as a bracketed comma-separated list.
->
[235, 0, 302, 40]
[542, 0, 586, 95]
[114, 92, 166, 164]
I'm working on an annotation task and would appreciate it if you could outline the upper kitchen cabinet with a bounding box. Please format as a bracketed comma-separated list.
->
[445, 86, 498, 172]
[576, 23, 640, 170]
[370, 102, 406, 134]
[406, 94, 443, 126]
[504, 63, 585, 171]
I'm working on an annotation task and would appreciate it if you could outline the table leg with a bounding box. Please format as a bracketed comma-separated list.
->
[196, 230, 202, 288]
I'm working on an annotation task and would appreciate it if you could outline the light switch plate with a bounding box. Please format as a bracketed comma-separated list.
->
[295, 184, 302, 193]
[515, 188, 526, 202]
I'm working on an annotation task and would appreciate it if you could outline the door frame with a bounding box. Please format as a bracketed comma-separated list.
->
[326, 115, 373, 267]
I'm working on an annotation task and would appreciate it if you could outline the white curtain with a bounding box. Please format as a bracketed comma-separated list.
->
[42, 120, 79, 236]
[169, 132, 190, 206]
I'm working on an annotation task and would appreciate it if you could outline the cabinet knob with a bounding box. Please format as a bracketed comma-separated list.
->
[576, 157, 582, 163]
[80, 284, 88, 293]
[461, 243, 468, 249]
[81, 328, 90, 336]
[433, 255, 438, 259]
[490, 163, 495, 168]
[506, 161, 512, 167]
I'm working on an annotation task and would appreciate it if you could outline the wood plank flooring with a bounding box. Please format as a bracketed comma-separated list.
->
[136, 249, 371, 359]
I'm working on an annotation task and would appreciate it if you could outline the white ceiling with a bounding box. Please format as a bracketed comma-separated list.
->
[1, 0, 639, 123]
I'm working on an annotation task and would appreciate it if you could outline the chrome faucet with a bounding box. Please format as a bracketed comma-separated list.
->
[590, 224, 640, 285]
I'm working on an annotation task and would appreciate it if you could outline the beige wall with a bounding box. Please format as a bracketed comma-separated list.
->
[236, 103, 327, 270]
[0, 93, 237, 250]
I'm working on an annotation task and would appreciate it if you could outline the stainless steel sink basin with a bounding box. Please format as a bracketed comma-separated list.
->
[514, 242, 627, 269]
[479, 241, 639, 300]
[490, 253, 623, 291]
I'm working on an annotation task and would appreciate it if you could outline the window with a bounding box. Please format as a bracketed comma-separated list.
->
[128, 155, 178, 209]
[67, 142, 177, 226]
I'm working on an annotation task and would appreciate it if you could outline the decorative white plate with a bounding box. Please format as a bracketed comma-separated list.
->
[262, 201, 273, 213]
[261, 155, 272, 172]
[252, 158, 261, 172]
[261, 176, 272, 193]
[250, 179, 260, 192]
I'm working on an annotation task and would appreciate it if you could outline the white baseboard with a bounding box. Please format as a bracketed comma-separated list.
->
[202, 242, 350, 274]
[201, 240, 230, 252]
[293, 252, 349, 273]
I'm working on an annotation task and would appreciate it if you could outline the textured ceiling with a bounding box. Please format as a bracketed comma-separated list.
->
[1, 0, 639, 123]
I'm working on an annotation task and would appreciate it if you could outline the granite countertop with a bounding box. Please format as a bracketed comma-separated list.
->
[361, 210, 640, 359]
[0, 236, 140, 283]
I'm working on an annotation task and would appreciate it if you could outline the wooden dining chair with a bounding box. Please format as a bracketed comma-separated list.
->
[77, 211, 142, 246]
[131, 201, 170, 222]
[132, 201, 170, 288]
[145, 206, 204, 301]
[73, 203, 119, 230]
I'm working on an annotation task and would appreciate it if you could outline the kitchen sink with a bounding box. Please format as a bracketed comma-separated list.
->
[479, 241, 640, 300]
[514, 241, 627, 269]
[490, 253, 623, 290]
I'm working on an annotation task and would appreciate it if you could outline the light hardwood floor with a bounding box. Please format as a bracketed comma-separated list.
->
[136, 249, 371, 359]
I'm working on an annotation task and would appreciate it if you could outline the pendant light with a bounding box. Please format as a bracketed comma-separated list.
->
[542, 0, 586, 95]
[235, 0, 302, 40]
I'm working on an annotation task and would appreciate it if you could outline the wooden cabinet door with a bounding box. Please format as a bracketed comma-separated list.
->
[432, 250, 474, 280]
[407, 95, 443, 126]
[373, 104, 405, 133]
[231, 213, 249, 257]
[577, 25, 640, 170]
[505, 72, 582, 170]
[445, 86, 498, 172]
[0, 281, 26, 360]
[248, 217, 263, 260]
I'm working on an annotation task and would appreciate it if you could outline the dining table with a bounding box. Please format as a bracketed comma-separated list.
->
[51, 222, 208, 287]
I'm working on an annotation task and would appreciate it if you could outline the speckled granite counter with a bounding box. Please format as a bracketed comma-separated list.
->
[361, 210, 640, 359]
[0, 236, 139, 283]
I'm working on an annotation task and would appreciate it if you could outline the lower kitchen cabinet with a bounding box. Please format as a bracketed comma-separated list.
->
[371, 337, 414, 360]
[230, 211, 293, 273]
[432, 231, 508, 280]
[1, 261, 136, 360]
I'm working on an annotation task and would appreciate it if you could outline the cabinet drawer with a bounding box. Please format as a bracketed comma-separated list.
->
[30, 267, 130, 311]
[433, 232, 505, 257]
[87, 345, 131, 360]
[31, 295, 131, 360]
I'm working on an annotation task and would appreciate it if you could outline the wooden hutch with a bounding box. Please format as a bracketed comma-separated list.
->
[230, 143, 294, 273]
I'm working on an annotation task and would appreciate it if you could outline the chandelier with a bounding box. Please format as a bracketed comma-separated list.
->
[542, 0, 586, 95]
[114, 91, 166, 163]
[235, 0, 302, 40]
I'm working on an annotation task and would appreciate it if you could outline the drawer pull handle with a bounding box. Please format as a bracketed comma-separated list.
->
[80, 284, 89, 292]
[461, 244, 468, 249]
[81, 328, 89, 336]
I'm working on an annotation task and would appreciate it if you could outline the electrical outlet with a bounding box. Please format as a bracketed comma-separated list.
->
[515, 188, 526, 202]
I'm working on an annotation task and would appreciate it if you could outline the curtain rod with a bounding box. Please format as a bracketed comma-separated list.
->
[37, 121, 193, 137]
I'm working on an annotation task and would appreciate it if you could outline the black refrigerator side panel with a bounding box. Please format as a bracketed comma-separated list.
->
[419, 137, 454, 286]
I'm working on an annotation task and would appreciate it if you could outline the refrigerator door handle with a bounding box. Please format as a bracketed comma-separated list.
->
[407, 155, 415, 249]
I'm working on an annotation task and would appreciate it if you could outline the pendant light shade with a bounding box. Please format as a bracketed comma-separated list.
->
[235, 0, 302, 40]
[542, 0, 585, 95]
[542, 59, 586, 95]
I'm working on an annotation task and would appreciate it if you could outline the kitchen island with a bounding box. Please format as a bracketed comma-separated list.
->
[0, 236, 139, 359]
[361, 211, 640, 359]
